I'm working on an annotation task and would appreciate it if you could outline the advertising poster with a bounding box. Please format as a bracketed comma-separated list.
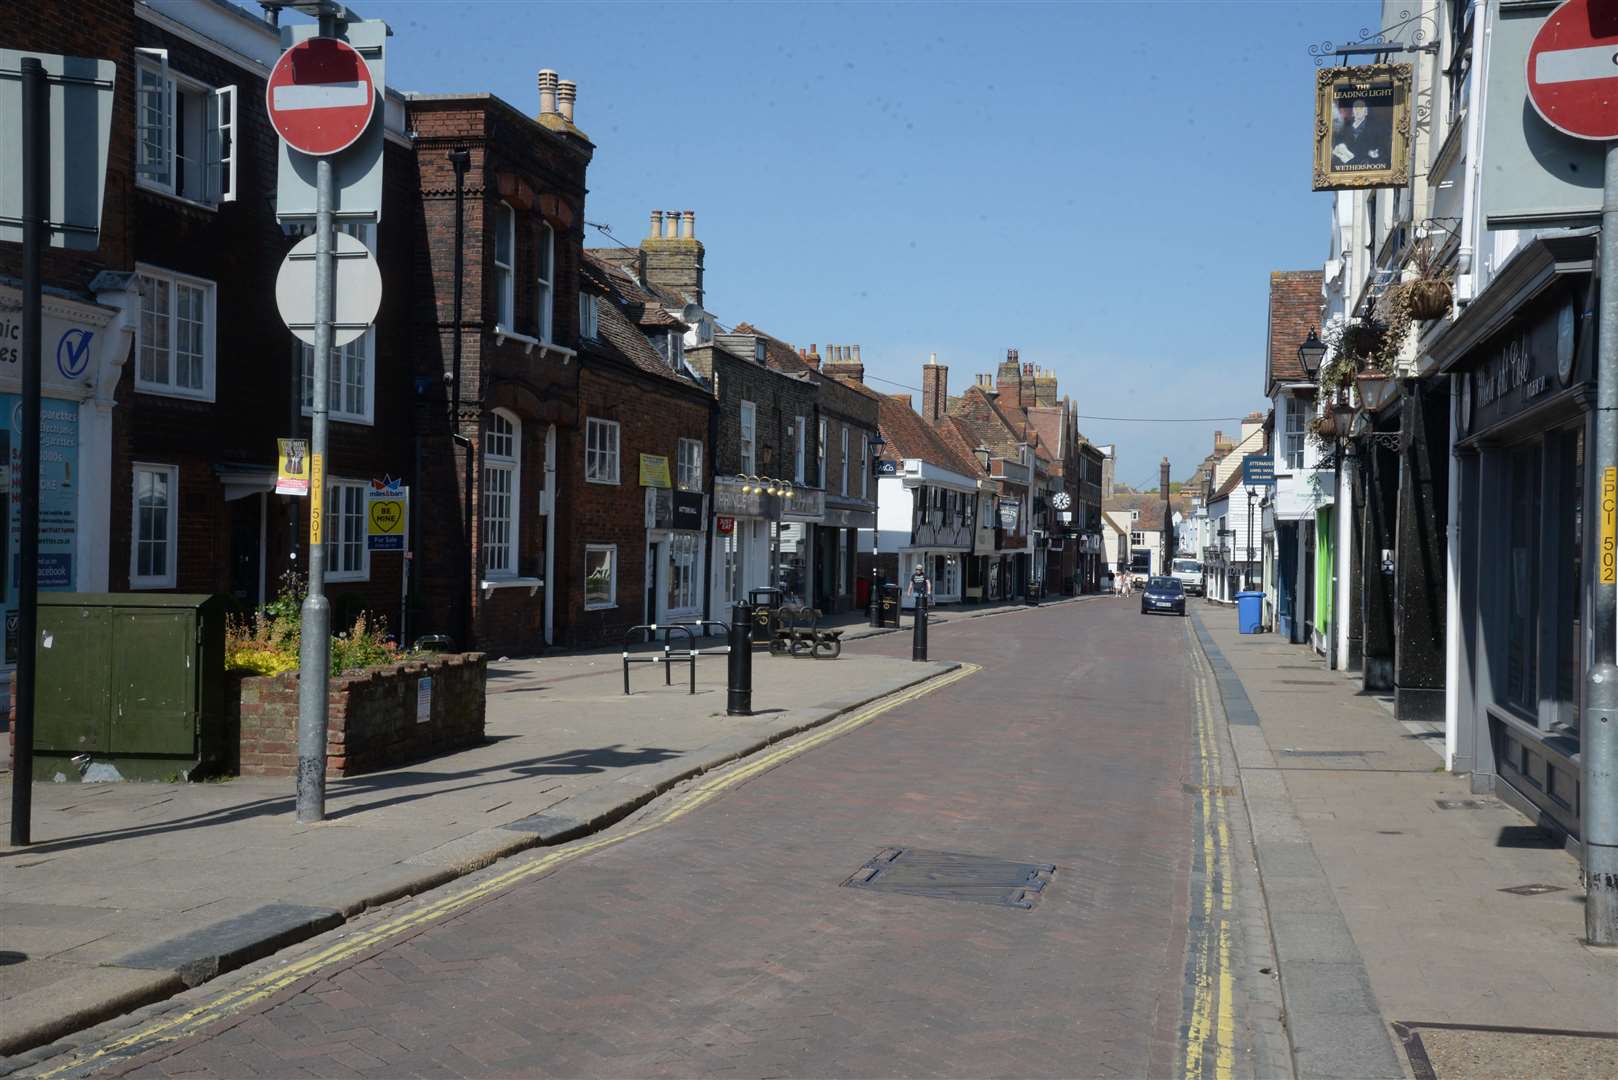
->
[4, 395, 79, 663]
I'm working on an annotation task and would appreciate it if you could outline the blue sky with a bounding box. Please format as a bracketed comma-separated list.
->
[347, 0, 1373, 489]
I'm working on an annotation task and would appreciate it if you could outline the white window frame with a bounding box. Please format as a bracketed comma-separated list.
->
[1284, 396, 1307, 471]
[586, 417, 621, 485]
[130, 462, 179, 589]
[535, 221, 554, 342]
[740, 400, 757, 474]
[481, 410, 521, 579]
[818, 417, 828, 488]
[678, 437, 703, 492]
[578, 291, 598, 340]
[324, 478, 371, 583]
[841, 425, 850, 496]
[585, 544, 618, 610]
[494, 202, 515, 331]
[136, 264, 216, 401]
[135, 50, 235, 208]
[794, 415, 807, 484]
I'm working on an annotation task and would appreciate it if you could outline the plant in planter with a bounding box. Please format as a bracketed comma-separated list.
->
[1401, 238, 1455, 321]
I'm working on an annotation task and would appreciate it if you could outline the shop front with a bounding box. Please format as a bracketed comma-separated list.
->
[1435, 234, 1596, 839]
[646, 485, 706, 625]
[0, 283, 134, 670]
[816, 499, 874, 614]
[778, 486, 824, 605]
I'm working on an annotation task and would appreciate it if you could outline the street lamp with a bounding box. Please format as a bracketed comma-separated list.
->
[867, 433, 887, 627]
[1298, 327, 1327, 379]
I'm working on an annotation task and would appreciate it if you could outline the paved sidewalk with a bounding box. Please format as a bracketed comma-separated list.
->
[1191, 604, 1618, 1079]
[0, 641, 960, 1061]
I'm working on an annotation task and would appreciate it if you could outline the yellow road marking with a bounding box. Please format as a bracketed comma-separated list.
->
[1183, 628, 1236, 1080]
[39, 663, 980, 1079]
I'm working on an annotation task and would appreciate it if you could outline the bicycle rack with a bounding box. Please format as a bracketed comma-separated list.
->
[621, 621, 729, 695]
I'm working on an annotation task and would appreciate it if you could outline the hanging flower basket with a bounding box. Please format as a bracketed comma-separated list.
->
[1340, 320, 1386, 360]
[1405, 279, 1453, 321]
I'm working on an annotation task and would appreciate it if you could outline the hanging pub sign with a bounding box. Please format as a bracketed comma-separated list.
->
[997, 497, 1021, 530]
[1312, 64, 1412, 191]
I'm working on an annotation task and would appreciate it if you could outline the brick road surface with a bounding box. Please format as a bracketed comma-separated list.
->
[98, 600, 1210, 1078]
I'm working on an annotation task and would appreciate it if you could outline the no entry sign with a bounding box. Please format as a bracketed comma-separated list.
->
[266, 37, 375, 156]
[1527, 0, 1618, 140]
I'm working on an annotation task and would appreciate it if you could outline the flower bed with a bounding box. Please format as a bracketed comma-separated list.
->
[232, 652, 486, 778]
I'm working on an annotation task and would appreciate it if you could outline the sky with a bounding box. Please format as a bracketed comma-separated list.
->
[332, 0, 1375, 490]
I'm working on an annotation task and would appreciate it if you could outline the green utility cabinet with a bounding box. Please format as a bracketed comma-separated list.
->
[31, 593, 228, 782]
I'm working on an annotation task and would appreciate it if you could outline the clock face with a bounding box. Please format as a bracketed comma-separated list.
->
[1557, 301, 1577, 386]
[1052, 491, 1072, 510]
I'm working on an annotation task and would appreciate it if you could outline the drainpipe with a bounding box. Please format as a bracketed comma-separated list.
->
[1443, 374, 1461, 769]
[544, 422, 556, 646]
[1335, 445, 1353, 669]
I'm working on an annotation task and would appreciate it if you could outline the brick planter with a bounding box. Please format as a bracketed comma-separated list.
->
[233, 653, 486, 778]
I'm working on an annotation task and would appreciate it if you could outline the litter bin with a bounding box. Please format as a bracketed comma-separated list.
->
[880, 582, 901, 627]
[1236, 591, 1265, 635]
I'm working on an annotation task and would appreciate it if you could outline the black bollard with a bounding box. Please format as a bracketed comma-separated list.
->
[912, 594, 929, 662]
[869, 570, 883, 628]
[727, 601, 753, 715]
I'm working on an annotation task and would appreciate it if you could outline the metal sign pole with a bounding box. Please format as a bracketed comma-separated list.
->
[1585, 140, 1618, 946]
[294, 151, 335, 824]
[9, 57, 45, 846]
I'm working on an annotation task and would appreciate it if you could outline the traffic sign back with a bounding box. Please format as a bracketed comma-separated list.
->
[1527, 0, 1618, 140]
[275, 231, 381, 347]
[266, 37, 375, 157]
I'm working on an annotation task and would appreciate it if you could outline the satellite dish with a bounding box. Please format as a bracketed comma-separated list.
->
[681, 303, 703, 325]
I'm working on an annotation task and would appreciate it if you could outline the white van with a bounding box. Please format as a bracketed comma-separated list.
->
[1171, 558, 1204, 596]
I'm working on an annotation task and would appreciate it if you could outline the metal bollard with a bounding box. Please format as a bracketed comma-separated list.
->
[728, 601, 753, 715]
[912, 594, 928, 662]
[869, 571, 883, 628]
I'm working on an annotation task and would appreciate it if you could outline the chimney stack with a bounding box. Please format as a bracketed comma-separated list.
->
[640, 206, 706, 305]
[997, 349, 1023, 409]
[538, 69, 558, 115]
[557, 79, 576, 122]
[822, 343, 864, 384]
[922, 353, 948, 425]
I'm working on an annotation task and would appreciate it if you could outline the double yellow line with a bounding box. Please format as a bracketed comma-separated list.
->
[1183, 633, 1236, 1080]
[38, 663, 979, 1080]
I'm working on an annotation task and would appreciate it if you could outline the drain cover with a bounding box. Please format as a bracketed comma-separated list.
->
[842, 848, 1055, 910]
[1436, 799, 1499, 810]
[1499, 883, 1566, 896]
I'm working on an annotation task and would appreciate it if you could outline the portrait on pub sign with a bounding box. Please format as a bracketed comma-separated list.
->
[1313, 64, 1411, 191]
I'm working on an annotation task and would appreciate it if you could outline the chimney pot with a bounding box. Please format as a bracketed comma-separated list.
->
[664, 211, 678, 239]
[809, 342, 817, 356]
[682, 210, 695, 239]
[649, 210, 663, 239]
[853, 345, 861, 363]
[1007, 348, 1019, 364]
[557, 79, 577, 122]
[538, 69, 558, 115]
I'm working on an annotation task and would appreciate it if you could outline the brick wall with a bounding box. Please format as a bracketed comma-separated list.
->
[694, 345, 818, 481]
[235, 652, 486, 777]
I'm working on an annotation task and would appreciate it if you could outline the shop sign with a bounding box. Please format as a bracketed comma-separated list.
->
[714, 477, 771, 519]
[717, 515, 736, 535]
[672, 490, 704, 531]
[1464, 298, 1577, 436]
[639, 453, 671, 488]
[276, 438, 310, 495]
[0, 293, 115, 399]
[4, 396, 78, 661]
[781, 486, 824, 522]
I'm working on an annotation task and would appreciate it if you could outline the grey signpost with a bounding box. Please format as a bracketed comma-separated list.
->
[0, 51, 115, 845]
[264, 4, 385, 824]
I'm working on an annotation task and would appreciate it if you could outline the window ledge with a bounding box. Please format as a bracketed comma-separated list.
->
[481, 576, 542, 598]
[135, 181, 221, 214]
[584, 602, 617, 611]
[135, 384, 216, 404]
[493, 327, 577, 362]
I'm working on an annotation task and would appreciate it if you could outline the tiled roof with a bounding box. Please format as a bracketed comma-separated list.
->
[580, 253, 707, 391]
[934, 417, 990, 479]
[878, 396, 982, 478]
[1104, 491, 1190, 532]
[1267, 270, 1324, 392]
[732, 322, 814, 376]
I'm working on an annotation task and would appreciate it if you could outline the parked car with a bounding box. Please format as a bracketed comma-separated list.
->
[1171, 558, 1204, 596]
[1140, 576, 1186, 616]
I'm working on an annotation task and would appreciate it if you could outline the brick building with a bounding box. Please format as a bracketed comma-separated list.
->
[406, 72, 590, 656]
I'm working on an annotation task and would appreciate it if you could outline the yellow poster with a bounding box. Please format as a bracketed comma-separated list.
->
[310, 452, 325, 545]
[639, 453, 671, 488]
[276, 438, 309, 496]
[1602, 467, 1616, 586]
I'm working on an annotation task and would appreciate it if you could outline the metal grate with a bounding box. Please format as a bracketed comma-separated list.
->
[842, 848, 1055, 910]
[1498, 883, 1565, 896]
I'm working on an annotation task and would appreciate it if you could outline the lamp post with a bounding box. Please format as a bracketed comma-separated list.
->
[867, 433, 887, 627]
[1245, 485, 1260, 591]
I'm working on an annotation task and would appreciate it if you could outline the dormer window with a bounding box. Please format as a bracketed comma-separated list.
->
[668, 330, 684, 367]
[754, 340, 766, 362]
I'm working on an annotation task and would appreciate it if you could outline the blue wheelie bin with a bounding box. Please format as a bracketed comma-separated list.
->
[1236, 591, 1264, 634]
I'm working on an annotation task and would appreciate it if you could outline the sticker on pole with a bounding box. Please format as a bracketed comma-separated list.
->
[1527, 0, 1618, 140]
[1601, 466, 1616, 585]
[266, 37, 375, 157]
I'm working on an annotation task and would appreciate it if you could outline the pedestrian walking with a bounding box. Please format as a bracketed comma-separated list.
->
[907, 564, 933, 609]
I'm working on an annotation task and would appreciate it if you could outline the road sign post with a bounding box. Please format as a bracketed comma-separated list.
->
[1527, 0, 1618, 946]
[267, 14, 382, 826]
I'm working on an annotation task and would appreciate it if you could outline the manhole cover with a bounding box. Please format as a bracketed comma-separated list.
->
[842, 848, 1054, 910]
[1498, 883, 1566, 896]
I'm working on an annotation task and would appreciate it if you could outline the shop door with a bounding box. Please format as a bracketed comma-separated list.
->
[816, 527, 838, 610]
[645, 541, 660, 624]
[228, 495, 263, 609]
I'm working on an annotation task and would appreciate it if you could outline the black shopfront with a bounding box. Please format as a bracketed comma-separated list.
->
[1436, 234, 1597, 841]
